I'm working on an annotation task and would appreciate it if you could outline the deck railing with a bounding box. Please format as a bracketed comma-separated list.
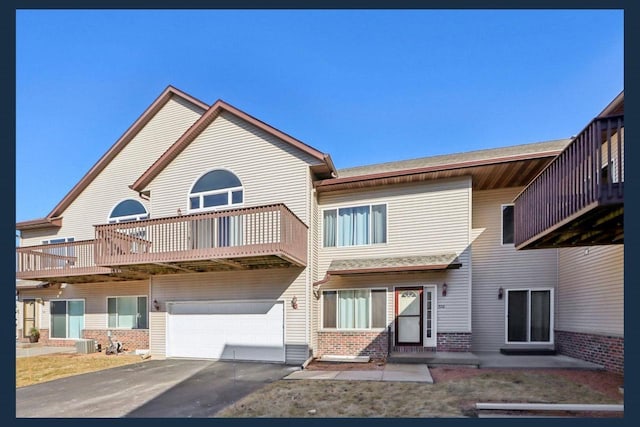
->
[514, 114, 624, 248]
[16, 239, 110, 279]
[94, 203, 308, 267]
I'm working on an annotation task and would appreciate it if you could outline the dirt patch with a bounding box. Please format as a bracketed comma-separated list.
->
[217, 369, 623, 418]
[17, 352, 146, 387]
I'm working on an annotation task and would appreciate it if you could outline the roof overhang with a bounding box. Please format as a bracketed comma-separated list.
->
[131, 99, 336, 192]
[38, 86, 208, 221]
[598, 91, 624, 117]
[313, 254, 461, 289]
[16, 280, 50, 290]
[16, 217, 63, 231]
[314, 151, 563, 193]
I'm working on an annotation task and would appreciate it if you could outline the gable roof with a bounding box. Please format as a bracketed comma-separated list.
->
[130, 99, 336, 192]
[315, 139, 570, 192]
[16, 86, 208, 231]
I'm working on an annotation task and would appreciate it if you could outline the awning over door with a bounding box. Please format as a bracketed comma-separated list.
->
[326, 253, 461, 276]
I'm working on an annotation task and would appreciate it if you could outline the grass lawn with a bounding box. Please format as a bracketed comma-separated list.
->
[217, 368, 623, 418]
[17, 353, 145, 388]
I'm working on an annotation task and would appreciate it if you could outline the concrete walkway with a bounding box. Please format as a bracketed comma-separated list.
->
[16, 345, 76, 358]
[475, 352, 604, 370]
[284, 363, 433, 383]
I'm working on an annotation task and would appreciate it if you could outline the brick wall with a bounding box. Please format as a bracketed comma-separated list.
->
[83, 329, 149, 351]
[437, 332, 472, 352]
[316, 330, 388, 358]
[19, 329, 149, 351]
[555, 330, 623, 374]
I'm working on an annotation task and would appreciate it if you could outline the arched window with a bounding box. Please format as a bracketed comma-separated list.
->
[108, 199, 149, 223]
[189, 169, 244, 212]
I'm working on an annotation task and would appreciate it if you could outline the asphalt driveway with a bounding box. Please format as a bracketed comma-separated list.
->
[16, 359, 298, 418]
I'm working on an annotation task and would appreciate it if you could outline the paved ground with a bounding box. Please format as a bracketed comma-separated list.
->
[285, 363, 433, 383]
[475, 352, 604, 369]
[16, 359, 298, 418]
[16, 345, 77, 358]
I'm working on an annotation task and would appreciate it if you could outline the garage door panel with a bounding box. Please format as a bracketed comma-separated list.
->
[167, 301, 284, 362]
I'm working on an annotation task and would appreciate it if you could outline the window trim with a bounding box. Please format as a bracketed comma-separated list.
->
[107, 198, 149, 223]
[321, 202, 389, 248]
[320, 287, 388, 331]
[501, 203, 515, 246]
[187, 168, 245, 213]
[106, 295, 149, 330]
[48, 298, 85, 340]
[42, 237, 75, 245]
[504, 287, 554, 345]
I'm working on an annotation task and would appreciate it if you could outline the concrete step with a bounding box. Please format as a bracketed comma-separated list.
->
[499, 345, 556, 356]
[16, 341, 43, 349]
[388, 351, 480, 367]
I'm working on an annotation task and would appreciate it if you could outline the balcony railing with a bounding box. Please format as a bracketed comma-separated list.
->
[514, 114, 624, 249]
[16, 239, 112, 280]
[94, 203, 308, 268]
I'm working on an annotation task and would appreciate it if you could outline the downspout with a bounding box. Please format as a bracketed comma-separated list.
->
[312, 272, 332, 299]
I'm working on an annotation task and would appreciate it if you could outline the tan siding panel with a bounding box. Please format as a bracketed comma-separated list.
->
[557, 245, 623, 336]
[317, 178, 471, 333]
[148, 111, 321, 223]
[149, 269, 309, 361]
[21, 97, 204, 245]
[471, 187, 558, 352]
[17, 281, 149, 331]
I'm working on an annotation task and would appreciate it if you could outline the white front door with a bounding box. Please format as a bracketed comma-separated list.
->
[166, 300, 285, 362]
[395, 287, 423, 346]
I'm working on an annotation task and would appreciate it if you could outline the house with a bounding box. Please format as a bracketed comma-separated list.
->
[16, 86, 623, 374]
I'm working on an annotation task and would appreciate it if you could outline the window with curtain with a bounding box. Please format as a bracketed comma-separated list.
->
[323, 204, 387, 247]
[322, 289, 387, 329]
[107, 296, 148, 329]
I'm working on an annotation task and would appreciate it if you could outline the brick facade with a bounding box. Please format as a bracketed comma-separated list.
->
[437, 332, 472, 352]
[17, 328, 149, 351]
[555, 330, 623, 374]
[316, 330, 388, 358]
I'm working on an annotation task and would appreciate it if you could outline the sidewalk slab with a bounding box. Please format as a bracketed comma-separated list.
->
[383, 363, 433, 383]
[335, 371, 383, 381]
[284, 370, 339, 380]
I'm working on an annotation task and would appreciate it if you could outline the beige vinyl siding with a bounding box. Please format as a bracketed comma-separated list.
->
[18, 281, 149, 331]
[20, 96, 205, 246]
[317, 177, 472, 333]
[149, 269, 308, 362]
[147, 111, 322, 223]
[557, 245, 623, 336]
[471, 187, 558, 352]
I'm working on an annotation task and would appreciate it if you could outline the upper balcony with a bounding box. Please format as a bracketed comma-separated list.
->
[16, 204, 308, 283]
[514, 114, 624, 250]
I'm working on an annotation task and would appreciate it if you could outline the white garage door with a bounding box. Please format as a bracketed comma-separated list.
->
[166, 300, 285, 362]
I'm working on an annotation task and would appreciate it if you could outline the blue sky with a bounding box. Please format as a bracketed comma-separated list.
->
[16, 9, 623, 223]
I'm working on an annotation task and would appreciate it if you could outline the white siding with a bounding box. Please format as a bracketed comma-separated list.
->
[149, 269, 309, 362]
[317, 177, 472, 333]
[20, 96, 205, 245]
[17, 281, 149, 331]
[557, 245, 623, 336]
[147, 111, 322, 223]
[471, 187, 559, 352]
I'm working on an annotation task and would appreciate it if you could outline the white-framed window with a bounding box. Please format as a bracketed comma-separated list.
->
[323, 204, 387, 247]
[50, 299, 84, 339]
[501, 204, 514, 245]
[107, 296, 148, 329]
[505, 288, 554, 344]
[108, 199, 149, 223]
[188, 169, 244, 213]
[322, 288, 387, 330]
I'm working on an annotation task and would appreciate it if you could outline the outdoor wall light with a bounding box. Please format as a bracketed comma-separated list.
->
[498, 287, 504, 300]
[442, 283, 447, 297]
[153, 299, 160, 311]
[291, 296, 298, 310]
